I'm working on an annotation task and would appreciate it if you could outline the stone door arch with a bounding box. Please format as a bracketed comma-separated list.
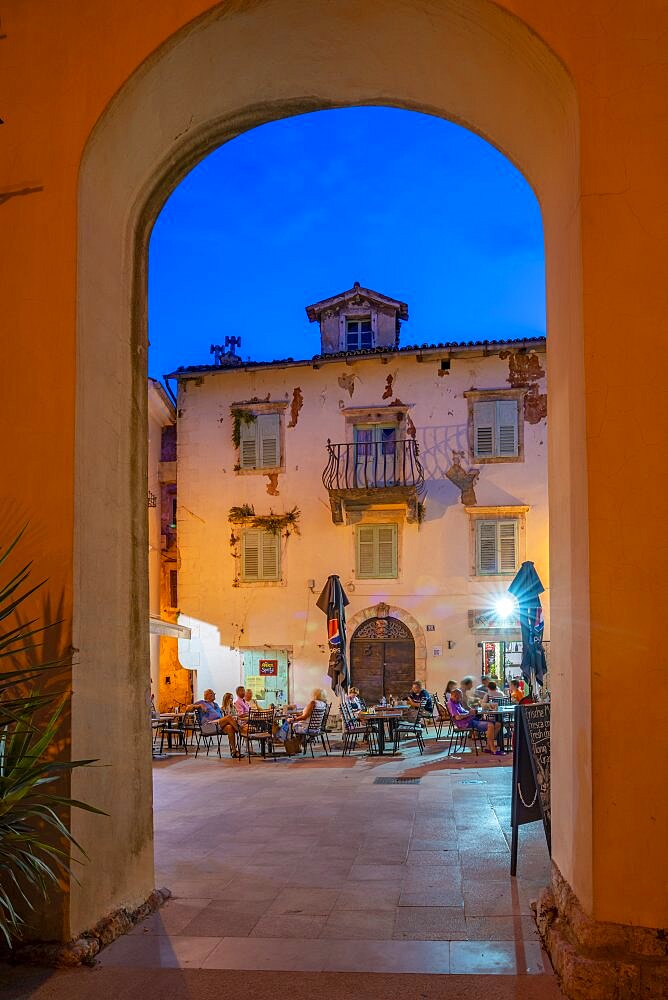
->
[346, 603, 428, 688]
[71, 0, 585, 943]
[350, 616, 415, 704]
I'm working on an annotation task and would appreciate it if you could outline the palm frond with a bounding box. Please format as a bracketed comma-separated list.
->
[0, 529, 104, 945]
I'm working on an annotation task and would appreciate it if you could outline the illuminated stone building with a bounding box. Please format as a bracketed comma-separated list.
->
[172, 285, 549, 706]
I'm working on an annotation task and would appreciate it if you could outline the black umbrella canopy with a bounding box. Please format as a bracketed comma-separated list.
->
[508, 561, 547, 689]
[316, 575, 350, 693]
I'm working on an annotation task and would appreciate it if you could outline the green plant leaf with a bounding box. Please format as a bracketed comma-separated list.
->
[0, 529, 105, 946]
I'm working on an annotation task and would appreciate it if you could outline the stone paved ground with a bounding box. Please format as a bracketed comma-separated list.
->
[2, 738, 565, 998]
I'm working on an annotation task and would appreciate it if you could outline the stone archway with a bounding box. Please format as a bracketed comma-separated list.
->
[71, 0, 587, 945]
[346, 603, 428, 686]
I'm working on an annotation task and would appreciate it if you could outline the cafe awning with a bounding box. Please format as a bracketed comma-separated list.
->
[149, 615, 191, 640]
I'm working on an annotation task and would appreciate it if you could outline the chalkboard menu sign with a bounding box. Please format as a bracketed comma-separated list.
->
[510, 702, 551, 875]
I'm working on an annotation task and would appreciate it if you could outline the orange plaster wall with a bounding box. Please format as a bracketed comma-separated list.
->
[0, 0, 216, 642]
[2, 0, 667, 930]
[504, 0, 668, 926]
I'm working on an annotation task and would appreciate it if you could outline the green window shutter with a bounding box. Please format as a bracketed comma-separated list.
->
[473, 401, 495, 458]
[356, 524, 398, 579]
[239, 418, 258, 469]
[496, 400, 519, 457]
[242, 529, 280, 581]
[259, 413, 280, 468]
[357, 526, 376, 578]
[377, 525, 398, 578]
[477, 521, 498, 574]
[261, 530, 280, 581]
[498, 520, 518, 573]
[242, 530, 261, 580]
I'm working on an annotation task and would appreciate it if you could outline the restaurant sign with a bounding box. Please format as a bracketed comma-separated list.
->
[259, 659, 278, 676]
[468, 608, 521, 631]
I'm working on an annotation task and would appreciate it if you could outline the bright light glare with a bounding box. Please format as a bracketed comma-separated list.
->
[495, 597, 515, 620]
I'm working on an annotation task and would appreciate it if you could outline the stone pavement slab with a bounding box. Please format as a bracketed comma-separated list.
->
[56, 744, 562, 994]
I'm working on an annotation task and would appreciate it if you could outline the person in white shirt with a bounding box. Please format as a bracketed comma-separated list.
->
[482, 680, 506, 705]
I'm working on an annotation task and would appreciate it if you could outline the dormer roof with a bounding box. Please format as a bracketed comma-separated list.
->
[305, 282, 409, 322]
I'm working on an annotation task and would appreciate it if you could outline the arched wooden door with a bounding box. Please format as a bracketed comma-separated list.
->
[350, 617, 415, 705]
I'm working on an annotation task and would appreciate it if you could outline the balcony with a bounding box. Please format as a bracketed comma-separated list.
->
[323, 439, 425, 524]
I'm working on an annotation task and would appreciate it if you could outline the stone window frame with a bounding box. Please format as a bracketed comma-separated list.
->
[465, 505, 529, 580]
[464, 388, 526, 464]
[340, 404, 410, 445]
[231, 400, 288, 475]
[338, 303, 377, 351]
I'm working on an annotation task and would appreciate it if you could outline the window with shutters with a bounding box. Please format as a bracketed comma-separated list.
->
[475, 519, 519, 575]
[355, 524, 398, 579]
[238, 411, 282, 470]
[465, 390, 523, 462]
[241, 528, 281, 582]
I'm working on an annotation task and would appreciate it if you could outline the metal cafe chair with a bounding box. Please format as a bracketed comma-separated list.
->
[299, 705, 328, 757]
[241, 708, 276, 762]
[191, 707, 222, 758]
[319, 701, 333, 755]
[340, 699, 376, 755]
[432, 694, 452, 740]
[444, 701, 482, 757]
[392, 705, 426, 755]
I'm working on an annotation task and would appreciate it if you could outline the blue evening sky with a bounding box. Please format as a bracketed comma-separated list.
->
[148, 107, 545, 380]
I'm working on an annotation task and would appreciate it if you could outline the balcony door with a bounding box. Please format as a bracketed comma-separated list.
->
[350, 616, 415, 704]
[354, 424, 397, 487]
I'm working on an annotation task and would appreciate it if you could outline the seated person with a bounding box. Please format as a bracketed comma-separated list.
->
[482, 680, 506, 705]
[185, 688, 240, 757]
[406, 680, 434, 715]
[275, 688, 328, 743]
[475, 675, 492, 700]
[509, 678, 524, 703]
[460, 675, 477, 709]
[444, 680, 458, 702]
[346, 686, 364, 713]
[233, 684, 250, 718]
[232, 684, 253, 739]
[448, 688, 503, 754]
[245, 688, 262, 711]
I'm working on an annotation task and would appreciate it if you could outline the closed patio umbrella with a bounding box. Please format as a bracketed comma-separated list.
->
[316, 575, 350, 693]
[508, 560, 547, 693]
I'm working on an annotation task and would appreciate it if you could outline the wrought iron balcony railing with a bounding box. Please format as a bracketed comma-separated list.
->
[322, 439, 425, 493]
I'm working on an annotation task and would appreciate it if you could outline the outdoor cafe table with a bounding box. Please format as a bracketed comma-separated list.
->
[358, 707, 408, 755]
[479, 703, 516, 751]
[154, 712, 186, 753]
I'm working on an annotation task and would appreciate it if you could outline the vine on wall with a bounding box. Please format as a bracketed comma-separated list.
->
[230, 409, 256, 448]
[228, 504, 301, 536]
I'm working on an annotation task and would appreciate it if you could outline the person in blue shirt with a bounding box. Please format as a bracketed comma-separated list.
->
[406, 680, 434, 714]
[186, 689, 240, 758]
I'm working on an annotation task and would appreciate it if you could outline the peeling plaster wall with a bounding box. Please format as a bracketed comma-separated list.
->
[176, 350, 549, 704]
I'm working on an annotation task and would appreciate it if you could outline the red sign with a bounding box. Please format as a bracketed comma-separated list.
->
[259, 659, 278, 676]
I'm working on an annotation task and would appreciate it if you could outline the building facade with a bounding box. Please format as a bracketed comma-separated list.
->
[147, 378, 192, 711]
[172, 285, 548, 706]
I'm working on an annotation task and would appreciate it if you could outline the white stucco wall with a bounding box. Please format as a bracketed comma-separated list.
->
[176, 346, 548, 704]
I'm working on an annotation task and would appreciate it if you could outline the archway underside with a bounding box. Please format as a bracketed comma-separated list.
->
[72, 0, 604, 969]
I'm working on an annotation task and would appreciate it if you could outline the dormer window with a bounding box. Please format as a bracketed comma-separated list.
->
[306, 283, 407, 356]
[346, 318, 373, 351]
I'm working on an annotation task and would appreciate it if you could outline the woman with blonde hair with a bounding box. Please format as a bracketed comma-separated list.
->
[275, 688, 328, 745]
[291, 688, 328, 734]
